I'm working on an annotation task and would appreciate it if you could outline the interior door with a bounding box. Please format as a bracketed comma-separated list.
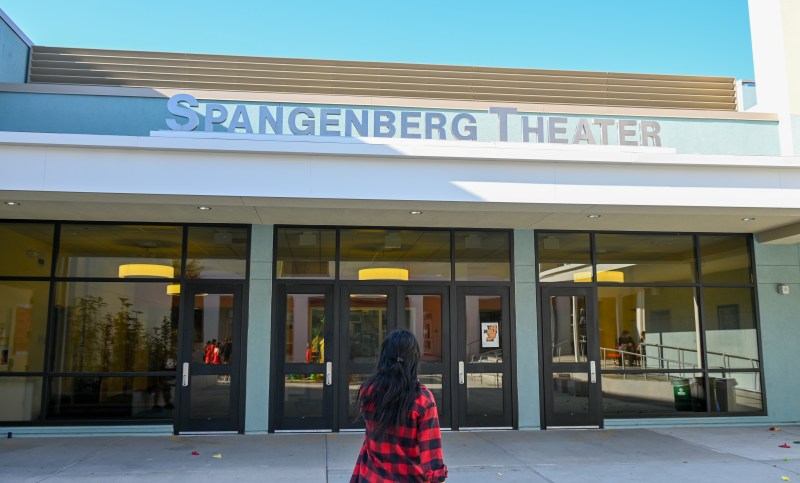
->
[540, 286, 602, 428]
[273, 284, 335, 431]
[455, 287, 513, 428]
[177, 283, 243, 433]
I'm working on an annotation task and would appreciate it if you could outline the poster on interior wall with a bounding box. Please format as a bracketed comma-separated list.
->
[481, 322, 499, 348]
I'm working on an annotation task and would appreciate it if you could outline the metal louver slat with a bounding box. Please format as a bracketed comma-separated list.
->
[28, 46, 738, 111]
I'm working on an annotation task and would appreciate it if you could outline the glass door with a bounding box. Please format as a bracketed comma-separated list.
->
[399, 286, 451, 429]
[177, 283, 243, 433]
[455, 287, 512, 428]
[338, 286, 394, 429]
[540, 287, 602, 428]
[273, 285, 335, 431]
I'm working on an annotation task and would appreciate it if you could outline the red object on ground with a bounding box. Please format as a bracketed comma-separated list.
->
[779, 444, 791, 448]
[191, 451, 200, 455]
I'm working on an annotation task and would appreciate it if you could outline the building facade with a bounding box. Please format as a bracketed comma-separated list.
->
[1, 2, 799, 435]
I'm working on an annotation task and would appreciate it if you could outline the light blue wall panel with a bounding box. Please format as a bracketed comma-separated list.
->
[753, 241, 800, 424]
[0, 91, 782, 157]
[0, 15, 29, 83]
[0, 93, 170, 135]
[245, 224, 273, 433]
[514, 229, 540, 429]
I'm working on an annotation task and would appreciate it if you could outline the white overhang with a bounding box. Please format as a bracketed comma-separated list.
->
[2, 131, 800, 242]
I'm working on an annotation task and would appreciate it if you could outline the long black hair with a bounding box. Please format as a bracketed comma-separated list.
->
[357, 329, 422, 436]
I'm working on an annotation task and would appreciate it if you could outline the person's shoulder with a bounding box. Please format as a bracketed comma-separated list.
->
[417, 384, 436, 405]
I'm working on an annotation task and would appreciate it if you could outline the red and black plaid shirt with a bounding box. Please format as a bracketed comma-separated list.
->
[351, 384, 448, 482]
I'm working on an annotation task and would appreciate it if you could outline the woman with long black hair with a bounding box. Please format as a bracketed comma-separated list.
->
[351, 329, 448, 482]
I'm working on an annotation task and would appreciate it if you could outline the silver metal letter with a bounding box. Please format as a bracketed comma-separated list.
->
[345, 110, 368, 137]
[425, 112, 447, 139]
[640, 120, 662, 146]
[289, 107, 315, 135]
[489, 106, 517, 142]
[593, 118, 616, 145]
[618, 119, 638, 146]
[228, 105, 254, 134]
[373, 111, 397, 138]
[452, 113, 477, 140]
[548, 117, 568, 144]
[166, 93, 199, 131]
[522, 116, 545, 143]
[400, 111, 422, 139]
[320, 108, 341, 136]
[204, 103, 229, 132]
[259, 105, 283, 135]
[572, 118, 596, 144]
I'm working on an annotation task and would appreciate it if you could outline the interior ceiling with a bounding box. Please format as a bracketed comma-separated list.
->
[2, 191, 800, 239]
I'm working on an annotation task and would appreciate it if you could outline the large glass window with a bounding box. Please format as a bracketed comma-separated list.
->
[0, 223, 54, 277]
[0, 377, 42, 421]
[702, 288, 758, 370]
[0, 221, 248, 424]
[595, 233, 696, 284]
[276, 228, 336, 279]
[57, 224, 182, 279]
[455, 231, 510, 281]
[598, 287, 700, 370]
[340, 229, 451, 281]
[0, 281, 49, 372]
[52, 282, 178, 373]
[186, 226, 248, 279]
[700, 236, 752, 284]
[536, 231, 762, 417]
[538, 232, 592, 283]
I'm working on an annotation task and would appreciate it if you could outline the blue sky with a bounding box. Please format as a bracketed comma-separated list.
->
[2, 0, 755, 79]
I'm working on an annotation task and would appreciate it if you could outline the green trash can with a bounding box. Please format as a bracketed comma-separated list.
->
[671, 378, 692, 411]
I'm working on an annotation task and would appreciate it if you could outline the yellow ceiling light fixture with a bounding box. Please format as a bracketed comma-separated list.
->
[118, 263, 175, 278]
[573, 270, 625, 283]
[118, 241, 175, 279]
[358, 268, 409, 281]
[166, 284, 181, 296]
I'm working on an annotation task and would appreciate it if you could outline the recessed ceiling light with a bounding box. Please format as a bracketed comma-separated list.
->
[409, 211, 423, 215]
[197, 206, 212, 211]
[741, 217, 755, 221]
[587, 214, 601, 218]
[4, 201, 21, 206]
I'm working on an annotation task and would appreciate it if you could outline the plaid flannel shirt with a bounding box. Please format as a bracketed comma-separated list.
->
[351, 384, 448, 482]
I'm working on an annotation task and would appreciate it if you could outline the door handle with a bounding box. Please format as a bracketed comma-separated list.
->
[458, 361, 465, 385]
[325, 362, 332, 386]
[182, 362, 189, 387]
[590, 360, 597, 384]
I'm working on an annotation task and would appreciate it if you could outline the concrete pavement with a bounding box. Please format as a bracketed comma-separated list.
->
[1, 425, 799, 482]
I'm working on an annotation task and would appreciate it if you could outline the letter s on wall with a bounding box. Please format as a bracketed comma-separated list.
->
[166, 94, 200, 131]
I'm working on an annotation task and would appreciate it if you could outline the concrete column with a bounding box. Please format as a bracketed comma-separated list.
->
[513, 230, 540, 429]
[748, 0, 800, 155]
[245, 224, 273, 433]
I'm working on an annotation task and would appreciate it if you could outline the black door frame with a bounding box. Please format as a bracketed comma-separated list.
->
[271, 281, 515, 431]
[539, 286, 602, 428]
[273, 284, 336, 431]
[176, 282, 244, 434]
[454, 286, 513, 429]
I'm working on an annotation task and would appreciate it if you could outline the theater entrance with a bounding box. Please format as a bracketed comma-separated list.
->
[272, 284, 513, 431]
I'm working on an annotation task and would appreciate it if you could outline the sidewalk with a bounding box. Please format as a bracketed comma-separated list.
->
[1, 425, 799, 482]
